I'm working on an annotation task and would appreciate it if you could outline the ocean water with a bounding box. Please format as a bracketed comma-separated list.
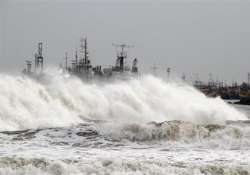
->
[0, 71, 249, 175]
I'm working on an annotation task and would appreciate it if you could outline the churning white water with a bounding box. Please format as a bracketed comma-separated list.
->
[0, 71, 249, 175]
[0, 71, 246, 131]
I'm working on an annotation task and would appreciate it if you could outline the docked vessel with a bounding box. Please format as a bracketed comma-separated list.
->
[236, 83, 250, 105]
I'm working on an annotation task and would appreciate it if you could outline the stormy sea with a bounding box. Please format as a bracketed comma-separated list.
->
[0, 70, 249, 175]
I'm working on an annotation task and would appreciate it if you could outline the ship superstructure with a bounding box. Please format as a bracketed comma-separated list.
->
[23, 36, 139, 80]
[63, 37, 139, 80]
[23, 42, 44, 76]
[66, 37, 93, 78]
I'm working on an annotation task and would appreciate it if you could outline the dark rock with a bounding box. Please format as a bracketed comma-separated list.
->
[76, 130, 98, 137]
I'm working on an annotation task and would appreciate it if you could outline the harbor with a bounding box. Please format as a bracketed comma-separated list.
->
[22, 39, 250, 105]
[1, 0, 250, 174]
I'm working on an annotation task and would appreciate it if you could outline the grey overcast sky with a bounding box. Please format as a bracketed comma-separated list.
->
[0, 0, 249, 83]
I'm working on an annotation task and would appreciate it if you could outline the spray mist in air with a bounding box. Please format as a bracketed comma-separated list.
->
[0, 70, 246, 131]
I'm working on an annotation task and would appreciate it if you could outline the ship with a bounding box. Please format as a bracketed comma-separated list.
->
[22, 42, 46, 80]
[235, 83, 250, 105]
[23, 37, 139, 81]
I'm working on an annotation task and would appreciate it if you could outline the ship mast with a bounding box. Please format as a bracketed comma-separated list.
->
[35, 42, 44, 73]
[79, 37, 91, 73]
[65, 52, 68, 72]
[112, 43, 133, 72]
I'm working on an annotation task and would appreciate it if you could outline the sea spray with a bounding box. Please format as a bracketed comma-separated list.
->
[0, 71, 246, 131]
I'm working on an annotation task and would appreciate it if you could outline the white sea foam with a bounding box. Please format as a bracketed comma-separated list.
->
[0, 156, 249, 175]
[0, 70, 246, 131]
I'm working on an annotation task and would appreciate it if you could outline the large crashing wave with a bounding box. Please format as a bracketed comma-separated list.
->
[0, 70, 246, 131]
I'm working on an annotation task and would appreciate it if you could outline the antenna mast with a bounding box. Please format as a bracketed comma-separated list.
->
[112, 43, 133, 72]
[35, 42, 44, 73]
[248, 73, 250, 86]
[65, 52, 68, 72]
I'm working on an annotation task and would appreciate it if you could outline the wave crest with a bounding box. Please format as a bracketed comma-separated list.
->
[0, 71, 246, 131]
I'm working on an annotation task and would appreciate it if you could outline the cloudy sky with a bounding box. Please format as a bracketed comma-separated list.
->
[0, 0, 249, 83]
